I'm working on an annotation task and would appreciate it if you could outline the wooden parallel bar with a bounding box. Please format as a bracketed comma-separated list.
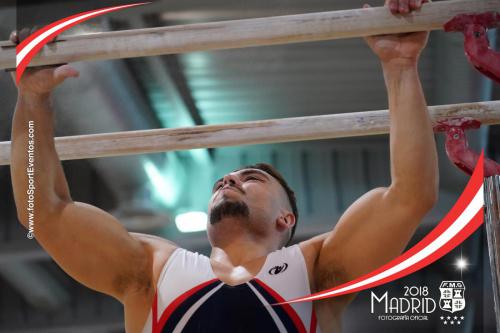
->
[0, 101, 499, 166]
[1, 0, 499, 69]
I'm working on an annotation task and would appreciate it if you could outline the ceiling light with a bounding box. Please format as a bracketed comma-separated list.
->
[175, 211, 208, 233]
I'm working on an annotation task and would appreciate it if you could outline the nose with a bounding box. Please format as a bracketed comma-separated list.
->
[222, 173, 239, 187]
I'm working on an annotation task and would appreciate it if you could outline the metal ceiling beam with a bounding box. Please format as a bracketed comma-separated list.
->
[117, 16, 213, 160]
[0, 241, 49, 263]
[0, 262, 69, 311]
[141, 15, 207, 128]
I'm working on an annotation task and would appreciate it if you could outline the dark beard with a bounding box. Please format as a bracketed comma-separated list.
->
[209, 200, 250, 225]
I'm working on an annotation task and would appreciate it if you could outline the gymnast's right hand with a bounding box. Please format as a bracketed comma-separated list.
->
[10, 29, 79, 94]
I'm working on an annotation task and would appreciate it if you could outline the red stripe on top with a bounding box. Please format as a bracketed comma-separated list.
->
[152, 292, 158, 333]
[254, 278, 307, 333]
[310, 308, 317, 333]
[156, 279, 219, 331]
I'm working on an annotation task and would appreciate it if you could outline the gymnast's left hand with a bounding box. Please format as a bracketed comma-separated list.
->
[363, 0, 430, 67]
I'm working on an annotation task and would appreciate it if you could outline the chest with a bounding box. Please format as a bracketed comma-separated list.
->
[141, 247, 319, 333]
[210, 258, 266, 286]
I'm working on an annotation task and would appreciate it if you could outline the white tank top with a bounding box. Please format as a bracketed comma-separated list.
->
[141, 244, 321, 333]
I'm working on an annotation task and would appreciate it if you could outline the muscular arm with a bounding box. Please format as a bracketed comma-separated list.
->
[315, 61, 438, 286]
[306, 0, 438, 315]
[10, 67, 171, 301]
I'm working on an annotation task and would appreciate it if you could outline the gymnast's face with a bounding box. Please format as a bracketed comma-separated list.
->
[207, 168, 292, 245]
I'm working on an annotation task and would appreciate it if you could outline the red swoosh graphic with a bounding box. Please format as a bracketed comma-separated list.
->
[16, 2, 149, 82]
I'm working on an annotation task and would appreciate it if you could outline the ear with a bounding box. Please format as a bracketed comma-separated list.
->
[276, 210, 296, 232]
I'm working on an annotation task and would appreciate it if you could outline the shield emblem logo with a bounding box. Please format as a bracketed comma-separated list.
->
[439, 281, 466, 313]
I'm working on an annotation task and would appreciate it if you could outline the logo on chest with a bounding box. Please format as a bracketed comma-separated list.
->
[268, 263, 288, 275]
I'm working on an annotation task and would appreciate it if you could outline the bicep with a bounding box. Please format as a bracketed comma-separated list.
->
[316, 187, 424, 288]
[36, 201, 151, 300]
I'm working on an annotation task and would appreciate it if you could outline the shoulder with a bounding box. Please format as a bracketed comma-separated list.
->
[298, 233, 329, 290]
[130, 233, 179, 290]
[300, 232, 357, 311]
[130, 232, 178, 250]
[121, 234, 179, 332]
[298, 232, 350, 294]
[299, 233, 329, 266]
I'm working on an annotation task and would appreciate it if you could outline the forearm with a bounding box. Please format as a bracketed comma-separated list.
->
[10, 92, 71, 226]
[383, 61, 438, 208]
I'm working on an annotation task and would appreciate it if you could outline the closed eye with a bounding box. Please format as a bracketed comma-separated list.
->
[244, 176, 261, 182]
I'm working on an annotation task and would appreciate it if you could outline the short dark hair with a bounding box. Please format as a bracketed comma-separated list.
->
[236, 163, 298, 244]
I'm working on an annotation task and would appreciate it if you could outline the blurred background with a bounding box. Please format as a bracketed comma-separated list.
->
[0, 0, 499, 332]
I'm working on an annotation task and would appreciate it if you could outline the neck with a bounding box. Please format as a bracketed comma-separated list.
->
[210, 231, 276, 267]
